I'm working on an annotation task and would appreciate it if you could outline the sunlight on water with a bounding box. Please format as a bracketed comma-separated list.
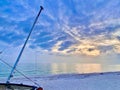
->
[75, 64, 101, 73]
[51, 63, 102, 74]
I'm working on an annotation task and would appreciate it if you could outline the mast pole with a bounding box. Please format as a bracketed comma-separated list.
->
[6, 6, 44, 83]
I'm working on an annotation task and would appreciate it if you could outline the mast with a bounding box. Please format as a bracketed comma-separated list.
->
[6, 6, 44, 83]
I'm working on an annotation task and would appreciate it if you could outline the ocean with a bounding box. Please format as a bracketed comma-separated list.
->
[0, 62, 120, 79]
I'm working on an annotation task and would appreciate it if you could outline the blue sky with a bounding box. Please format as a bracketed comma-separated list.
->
[0, 0, 120, 64]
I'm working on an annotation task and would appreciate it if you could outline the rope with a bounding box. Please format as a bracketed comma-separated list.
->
[0, 59, 40, 87]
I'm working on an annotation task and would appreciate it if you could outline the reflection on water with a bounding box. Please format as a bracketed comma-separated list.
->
[1, 63, 120, 78]
[51, 63, 68, 74]
[75, 64, 101, 73]
[51, 63, 102, 74]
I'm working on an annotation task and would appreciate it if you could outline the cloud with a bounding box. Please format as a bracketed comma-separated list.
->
[1, 0, 120, 57]
[114, 45, 120, 53]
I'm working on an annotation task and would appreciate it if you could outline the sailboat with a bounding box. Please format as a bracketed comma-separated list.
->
[0, 6, 44, 90]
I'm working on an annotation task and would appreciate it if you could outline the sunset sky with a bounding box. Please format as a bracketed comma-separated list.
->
[0, 0, 120, 64]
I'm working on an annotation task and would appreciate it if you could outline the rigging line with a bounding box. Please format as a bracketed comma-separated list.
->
[0, 51, 2, 54]
[0, 58, 40, 87]
[6, 6, 44, 83]
[0, 48, 6, 54]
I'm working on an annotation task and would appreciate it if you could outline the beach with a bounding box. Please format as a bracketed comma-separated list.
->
[3, 72, 120, 90]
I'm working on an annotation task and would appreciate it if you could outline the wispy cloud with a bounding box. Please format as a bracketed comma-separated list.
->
[0, 0, 120, 58]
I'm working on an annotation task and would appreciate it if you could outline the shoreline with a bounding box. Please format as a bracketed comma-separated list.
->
[1, 71, 120, 90]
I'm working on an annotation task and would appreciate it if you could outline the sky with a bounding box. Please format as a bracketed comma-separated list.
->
[0, 0, 120, 64]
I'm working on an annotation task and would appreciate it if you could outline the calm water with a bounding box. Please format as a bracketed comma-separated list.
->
[1, 62, 120, 79]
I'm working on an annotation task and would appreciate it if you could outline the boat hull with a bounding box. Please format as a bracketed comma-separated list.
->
[0, 83, 43, 90]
